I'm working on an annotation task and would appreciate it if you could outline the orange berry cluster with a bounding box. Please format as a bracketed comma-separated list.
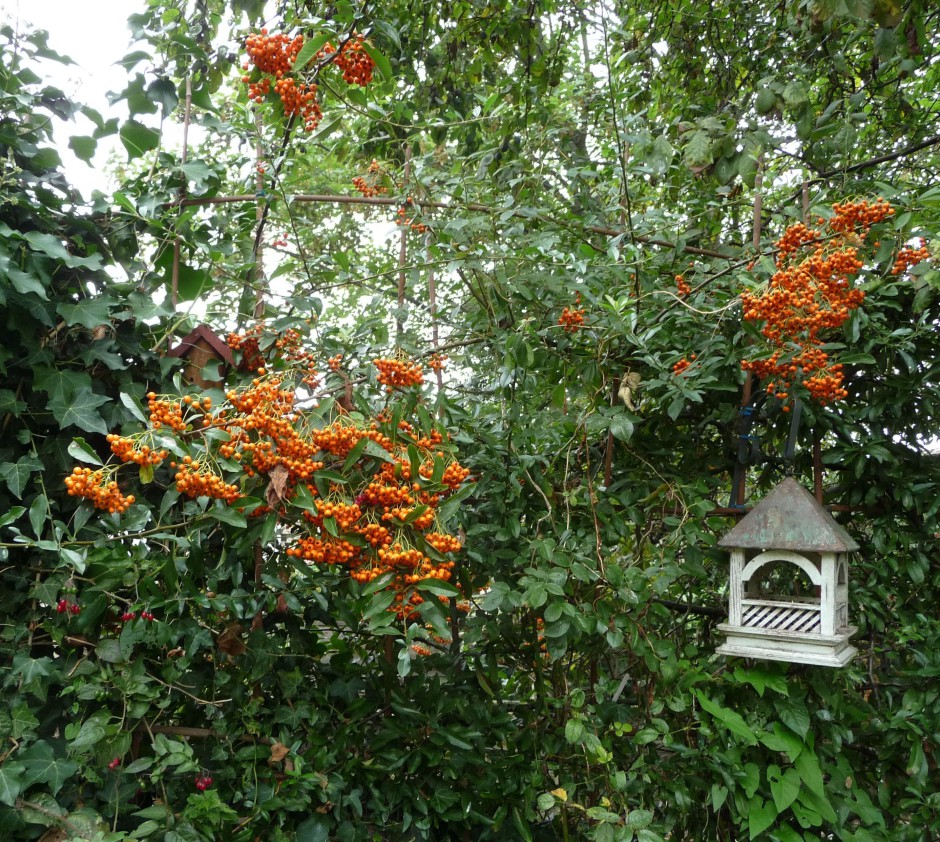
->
[427, 353, 447, 372]
[244, 30, 304, 77]
[892, 239, 930, 275]
[107, 434, 168, 467]
[559, 306, 585, 333]
[675, 274, 691, 297]
[227, 325, 265, 372]
[373, 357, 425, 391]
[741, 200, 895, 407]
[242, 30, 321, 131]
[147, 392, 190, 432]
[672, 355, 695, 376]
[321, 34, 376, 86]
[65, 468, 135, 514]
[394, 205, 428, 234]
[68, 324, 470, 626]
[174, 461, 241, 503]
[352, 159, 387, 197]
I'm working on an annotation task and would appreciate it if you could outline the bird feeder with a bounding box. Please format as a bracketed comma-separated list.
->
[716, 476, 858, 667]
[166, 325, 234, 389]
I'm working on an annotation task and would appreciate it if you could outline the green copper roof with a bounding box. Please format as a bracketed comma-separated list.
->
[718, 476, 859, 552]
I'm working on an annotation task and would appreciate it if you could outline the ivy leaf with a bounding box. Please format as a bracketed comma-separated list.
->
[18, 740, 79, 795]
[57, 299, 112, 329]
[683, 131, 714, 168]
[0, 455, 44, 498]
[782, 80, 809, 108]
[120, 119, 160, 160]
[0, 762, 25, 807]
[23, 231, 102, 269]
[54, 389, 111, 435]
[11, 655, 53, 684]
[10, 706, 39, 738]
[68, 135, 97, 163]
[6, 266, 47, 297]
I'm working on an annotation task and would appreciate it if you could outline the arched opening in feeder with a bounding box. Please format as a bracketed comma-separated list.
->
[743, 551, 821, 602]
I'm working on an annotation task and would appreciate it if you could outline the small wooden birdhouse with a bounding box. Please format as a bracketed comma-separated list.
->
[716, 477, 858, 667]
[166, 325, 234, 389]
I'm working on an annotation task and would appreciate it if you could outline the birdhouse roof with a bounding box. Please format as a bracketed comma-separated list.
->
[166, 325, 234, 365]
[718, 476, 859, 552]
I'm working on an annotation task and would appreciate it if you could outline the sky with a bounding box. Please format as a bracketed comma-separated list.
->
[2, 0, 141, 193]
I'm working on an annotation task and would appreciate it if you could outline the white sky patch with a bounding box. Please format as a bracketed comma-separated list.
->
[4, 0, 136, 194]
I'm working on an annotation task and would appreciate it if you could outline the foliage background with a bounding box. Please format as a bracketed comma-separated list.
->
[1, 0, 939, 840]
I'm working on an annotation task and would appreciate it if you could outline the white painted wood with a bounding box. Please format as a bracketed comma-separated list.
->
[820, 552, 835, 635]
[741, 549, 822, 585]
[720, 546, 857, 667]
[729, 549, 743, 626]
[716, 623, 858, 667]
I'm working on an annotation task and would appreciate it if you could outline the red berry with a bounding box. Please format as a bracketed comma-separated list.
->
[108, 757, 121, 770]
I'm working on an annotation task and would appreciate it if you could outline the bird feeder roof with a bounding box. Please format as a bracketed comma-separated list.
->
[718, 476, 859, 552]
[166, 325, 234, 366]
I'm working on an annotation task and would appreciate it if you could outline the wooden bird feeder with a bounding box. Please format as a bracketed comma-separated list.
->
[166, 325, 234, 389]
[716, 476, 858, 667]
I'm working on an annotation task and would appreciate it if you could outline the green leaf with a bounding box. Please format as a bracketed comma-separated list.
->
[608, 412, 634, 442]
[768, 765, 801, 813]
[782, 80, 809, 108]
[794, 750, 826, 799]
[11, 655, 53, 684]
[362, 571, 396, 595]
[775, 699, 811, 739]
[760, 723, 805, 762]
[747, 796, 777, 839]
[29, 494, 48, 539]
[95, 638, 126, 664]
[120, 392, 149, 423]
[363, 589, 397, 620]
[0, 455, 43, 498]
[0, 762, 25, 807]
[19, 741, 79, 795]
[626, 809, 653, 829]
[210, 504, 247, 528]
[755, 87, 777, 114]
[68, 438, 104, 467]
[23, 231, 101, 269]
[174, 263, 213, 300]
[120, 119, 160, 160]
[11, 706, 39, 738]
[416, 578, 460, 597]
[293, 33, 332, 71]
[683, 131, 714, 168]
[695, 691, 757, 745]
[57, 299, 112, 329]
[55, 388, 111, 435]
[0, 506, 26, 528]
[536, 792, 555, 812]
[5, 267, 47, 297]
[68, 135, 97, 163]
[362, 42, 393, 80]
